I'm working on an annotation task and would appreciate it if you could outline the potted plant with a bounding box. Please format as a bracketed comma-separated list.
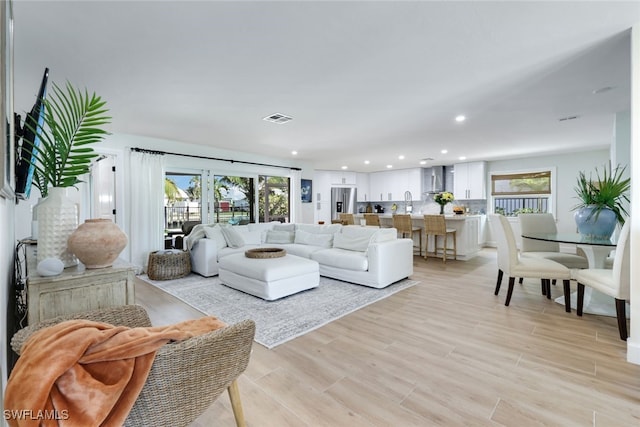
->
[572, 162, 629, 238]
[23, 81, 110, 266]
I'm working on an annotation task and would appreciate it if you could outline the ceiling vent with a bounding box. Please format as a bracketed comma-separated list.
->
[263, 113, 293, 124]
[558, 115, 579, 122]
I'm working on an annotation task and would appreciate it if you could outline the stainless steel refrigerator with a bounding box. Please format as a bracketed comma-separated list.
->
[331, 187, 357, 220]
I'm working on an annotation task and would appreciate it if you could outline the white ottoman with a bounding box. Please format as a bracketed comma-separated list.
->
[218, 252, 320, 300]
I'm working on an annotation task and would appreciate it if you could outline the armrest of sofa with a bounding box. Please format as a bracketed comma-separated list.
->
[366, 238, 414, 282]
[189, 238, 220, 277]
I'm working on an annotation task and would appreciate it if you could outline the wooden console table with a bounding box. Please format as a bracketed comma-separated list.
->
[26, 246, 136, 325]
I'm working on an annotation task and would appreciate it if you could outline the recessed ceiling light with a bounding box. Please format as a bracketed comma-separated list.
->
[455, 115, 466, 122]
[398, 155, 405, 160]
[459, 156, 467, 161]
[419, 160, 427, 165]
[263, 112, 293, 124]
[386, 164, 393, 169]
[291, 150, 298, 155]
[341, 165, 348, 170]
[441, 149, 448, 154]
[364, 160, 370, 165]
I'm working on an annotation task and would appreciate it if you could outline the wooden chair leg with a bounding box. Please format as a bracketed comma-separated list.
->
[545, 279, 552, 300]
[519, 277, 524, 285]
[228, 379, 247, 427]
[505, 276, 516, 306]
[576, 283, 585, 316]
[540, 279, 546, 295]
[563, 279, 571, 313]
[495, 269, 503, 295]
[615, 299, 628, 341]
[452, 231, 457, 260]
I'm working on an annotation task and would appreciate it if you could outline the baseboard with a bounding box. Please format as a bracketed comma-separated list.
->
[626, 338, 640, 365]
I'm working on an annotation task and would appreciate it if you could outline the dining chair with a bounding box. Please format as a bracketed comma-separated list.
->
[423, 215, 456, 263]
[519, 213, 589, 269]
[393, 214, 422, 256]
[339, 213, 355, 225]
[363, 213, 380, 227]
[572, 220, 630, 340]
[489, 214, 572, 309]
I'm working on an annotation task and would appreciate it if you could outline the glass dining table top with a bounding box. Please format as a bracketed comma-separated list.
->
[521, 232, 617, 247]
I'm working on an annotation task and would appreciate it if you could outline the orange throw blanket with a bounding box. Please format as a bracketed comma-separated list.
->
[4, 316, 226, 427]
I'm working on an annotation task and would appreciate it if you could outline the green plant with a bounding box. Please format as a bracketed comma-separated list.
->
[573, 163, 630, 225]
[24, 82, 110, 197]
[434, 191, 454, 206]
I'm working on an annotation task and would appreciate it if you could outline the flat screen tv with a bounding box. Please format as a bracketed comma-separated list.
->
[15, 67, 48, 200]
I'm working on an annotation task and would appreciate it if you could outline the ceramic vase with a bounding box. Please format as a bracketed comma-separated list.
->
[68, 219, 128, 268]
[439, 204, 445, 215]
[574, 205, 617, 239]
[37, 187, 78, 267]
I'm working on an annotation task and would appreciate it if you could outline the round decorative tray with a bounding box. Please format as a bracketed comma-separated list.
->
[245, 248, 287, 259]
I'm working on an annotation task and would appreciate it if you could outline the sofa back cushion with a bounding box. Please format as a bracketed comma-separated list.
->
[265, 230, 295, 244]
[273, 223, 296, 232]
[294, 229, 334, 248]
[333, 226, 397, 252]
[296, 223, 341, 235]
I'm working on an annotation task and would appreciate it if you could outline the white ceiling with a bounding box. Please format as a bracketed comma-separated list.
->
[11, 1, 639, 172]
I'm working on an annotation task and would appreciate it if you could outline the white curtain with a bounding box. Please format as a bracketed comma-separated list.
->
[128, 150, 165, 273]
[289, 169, 302, 223]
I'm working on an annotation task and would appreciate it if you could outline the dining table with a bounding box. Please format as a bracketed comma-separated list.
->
[521, 231, 621, 317]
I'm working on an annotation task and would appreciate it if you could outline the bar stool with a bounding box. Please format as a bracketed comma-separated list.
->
[393, 214, 422, 256]
[339, 213, 355, 225]
[363, 213, 380, 227]
[423, 214, 457, 263]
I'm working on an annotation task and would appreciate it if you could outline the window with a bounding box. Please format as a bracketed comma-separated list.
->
[164, 172, 202, 230]
[213, 175, 254, 225]
[258, 175, 290, 223]
[491, 170, 552, 216]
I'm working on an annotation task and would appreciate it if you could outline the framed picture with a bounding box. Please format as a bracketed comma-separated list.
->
[301, 179, 312, 203]
[0, 0, 15, 199]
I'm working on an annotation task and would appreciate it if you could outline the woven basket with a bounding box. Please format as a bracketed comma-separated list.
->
[147, 250, 191, 280]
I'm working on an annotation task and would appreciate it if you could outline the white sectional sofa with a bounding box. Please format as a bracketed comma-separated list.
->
[186, 222, 414, 289]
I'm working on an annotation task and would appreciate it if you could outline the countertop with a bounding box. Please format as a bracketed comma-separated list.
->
[355, 213, 482, 220]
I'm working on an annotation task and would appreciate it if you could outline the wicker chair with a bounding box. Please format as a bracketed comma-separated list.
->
[363, 213, 380, 226]
[393, 214, 422, 256]
[339, 213, 355, 225]
[10, 305, 256, 427]
[423, 215, 457, 263]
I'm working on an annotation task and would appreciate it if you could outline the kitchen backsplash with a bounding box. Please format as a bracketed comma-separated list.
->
[357, 198, 487, 215]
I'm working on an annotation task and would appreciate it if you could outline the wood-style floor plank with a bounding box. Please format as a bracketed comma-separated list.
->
[135, 248, 640, 426]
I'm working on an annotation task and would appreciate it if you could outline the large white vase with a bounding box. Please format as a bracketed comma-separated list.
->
[36, 187, 78, 267]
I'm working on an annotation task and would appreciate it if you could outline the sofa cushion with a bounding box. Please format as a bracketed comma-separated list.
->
[332, 232, 371, 252]
[203, 225, 227, 250]
[311, 248, 368, 271]
[294, 229, 333, 248]
[265, 230, 295, 244]
[296, 223, 341, 235]
[273, 223, 296, 232]
[220, 226, 245, 248]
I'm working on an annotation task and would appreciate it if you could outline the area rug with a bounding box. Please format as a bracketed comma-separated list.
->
[140, 274, 418, 349]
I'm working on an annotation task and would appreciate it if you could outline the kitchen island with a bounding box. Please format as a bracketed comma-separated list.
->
[354, 213, 485, 260]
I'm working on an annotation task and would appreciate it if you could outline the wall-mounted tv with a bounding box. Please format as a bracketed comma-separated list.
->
[15, 67, 48, 200]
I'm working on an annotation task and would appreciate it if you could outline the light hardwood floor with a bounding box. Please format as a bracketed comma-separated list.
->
[135, 248, 640, 426]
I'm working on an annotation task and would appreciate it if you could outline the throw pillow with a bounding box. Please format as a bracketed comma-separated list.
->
[294, 229, 333, 248]
[203, 225, 227, 250]
[265, 230, 295, 244]
[220, 226, 245, 248]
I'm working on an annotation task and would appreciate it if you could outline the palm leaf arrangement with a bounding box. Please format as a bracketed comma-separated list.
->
[23, 82, 111, 197]
[573, 163, 630, 225]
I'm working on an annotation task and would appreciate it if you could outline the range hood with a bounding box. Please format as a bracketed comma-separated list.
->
[422, 166, 445, 194]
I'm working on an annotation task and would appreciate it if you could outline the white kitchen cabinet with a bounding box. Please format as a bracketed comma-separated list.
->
[454, 161, 486, 200]
[313, 171, 331, 204]
[330, 171, 356, 185]
[369, 168, 421, 201]
[356, 173, 370, 202]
